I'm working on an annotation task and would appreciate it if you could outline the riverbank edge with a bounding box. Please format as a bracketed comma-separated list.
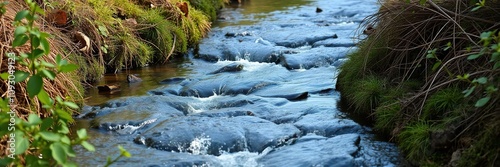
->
[0, 0, 229, 159]
[336, 0, 499, 166]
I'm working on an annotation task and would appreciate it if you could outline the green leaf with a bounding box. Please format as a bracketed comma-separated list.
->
[40, 117, 54, 130]
[27, 75, 43, 98]
[55, 109, 73, 122]
[15, 133, 29, 155]
[467, 54, 481, 60]
[40, 38, 50, 55]
[118, 146, 131, 157]
[38, 89, 52, 105]
[0, 73, 8, 80]
[471, 6, 481, 12]
[50, 142, 67, 164]
[77, 129, 88, 139]
[61, 143, 76, 157]
[31, 35, 40, 48]
[60, 136, 71, 145]
[34, 5, 45, 15]
[14, 10, 29, 21]
[32, 48, 44, 59]
[494, 61, 500, 70]
[98, 25, 108, 37]
[473, 77, 488, 84]
[14, 70, 30, 83]
[463, 86, 476, 97]
[81, 141, 95, 152]
[41, 69, 56, 80]
[432, 61, 442, 71]
[41, 61, 56, 68]
[419, 0, 426, 5]
[12, 34, 29, 47]
[56, 54, 62, 65]
[14, 26, 27, 36]
[28, 114, 42, 125]
[63, 101, 79, 109]
[491, 52, 499, 62]
[63, 162, 78, 167]
[480, 31, 492, 40]
[39, 131, 61, 142]
[59, 64, 78, 73]
[475, 96, 491, 107]
[58, 121, 70, 134]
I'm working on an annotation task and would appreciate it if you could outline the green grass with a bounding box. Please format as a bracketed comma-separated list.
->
[374, 100, 401, 135]
[423, 87, 464, 120]
[108, 33, 153, 70]
[68, 53, 105, 83]
[348, 75, 388, 114]
[398, 121, 433, 162]
[139, 9, 188, 62]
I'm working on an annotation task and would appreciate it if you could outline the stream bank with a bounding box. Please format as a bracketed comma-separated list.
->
[74, 0, 401, 166]
[336, 1, 500, 166]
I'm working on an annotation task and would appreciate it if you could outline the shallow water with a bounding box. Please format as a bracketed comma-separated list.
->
[74, 0, 400, 166]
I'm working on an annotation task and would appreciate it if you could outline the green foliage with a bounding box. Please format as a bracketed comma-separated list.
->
[0, 1, 130, 166]
[398, 121, 432, 162]
[0, 1, 91, 166]
[458, 30, 499, 107]
[423, 87, 464, 120]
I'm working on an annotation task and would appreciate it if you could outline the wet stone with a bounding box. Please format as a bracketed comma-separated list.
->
[135, 116, 300, 156]
[258, 134, 361, 167]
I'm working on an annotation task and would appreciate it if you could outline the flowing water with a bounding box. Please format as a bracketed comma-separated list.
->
[74, 0, 401, 166]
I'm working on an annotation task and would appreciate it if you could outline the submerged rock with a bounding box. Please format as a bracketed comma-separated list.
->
[208, 63, 244, 74]
[127, 74, 142, 83]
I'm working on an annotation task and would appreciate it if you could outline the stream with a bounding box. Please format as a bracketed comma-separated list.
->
[73, 0, 401, 166]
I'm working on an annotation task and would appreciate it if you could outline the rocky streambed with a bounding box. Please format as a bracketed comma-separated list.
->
[74, 0, 400, 166]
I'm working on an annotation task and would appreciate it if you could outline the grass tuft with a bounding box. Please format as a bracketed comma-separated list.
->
[398, 121, 433, 162]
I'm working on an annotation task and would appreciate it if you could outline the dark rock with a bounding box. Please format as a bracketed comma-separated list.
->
[159, 77, 186, 84]
[97, 85, 120, 92]
[261, 92, 309, 101]
[316, 7, 323, 13]
[127, 74, 142, 83]
[208, 63, 244, 74]
[431, 129, 455, 150]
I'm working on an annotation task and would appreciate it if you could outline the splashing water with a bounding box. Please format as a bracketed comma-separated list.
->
[215, 147, 273, 167]
[188, 135, 212, 155]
